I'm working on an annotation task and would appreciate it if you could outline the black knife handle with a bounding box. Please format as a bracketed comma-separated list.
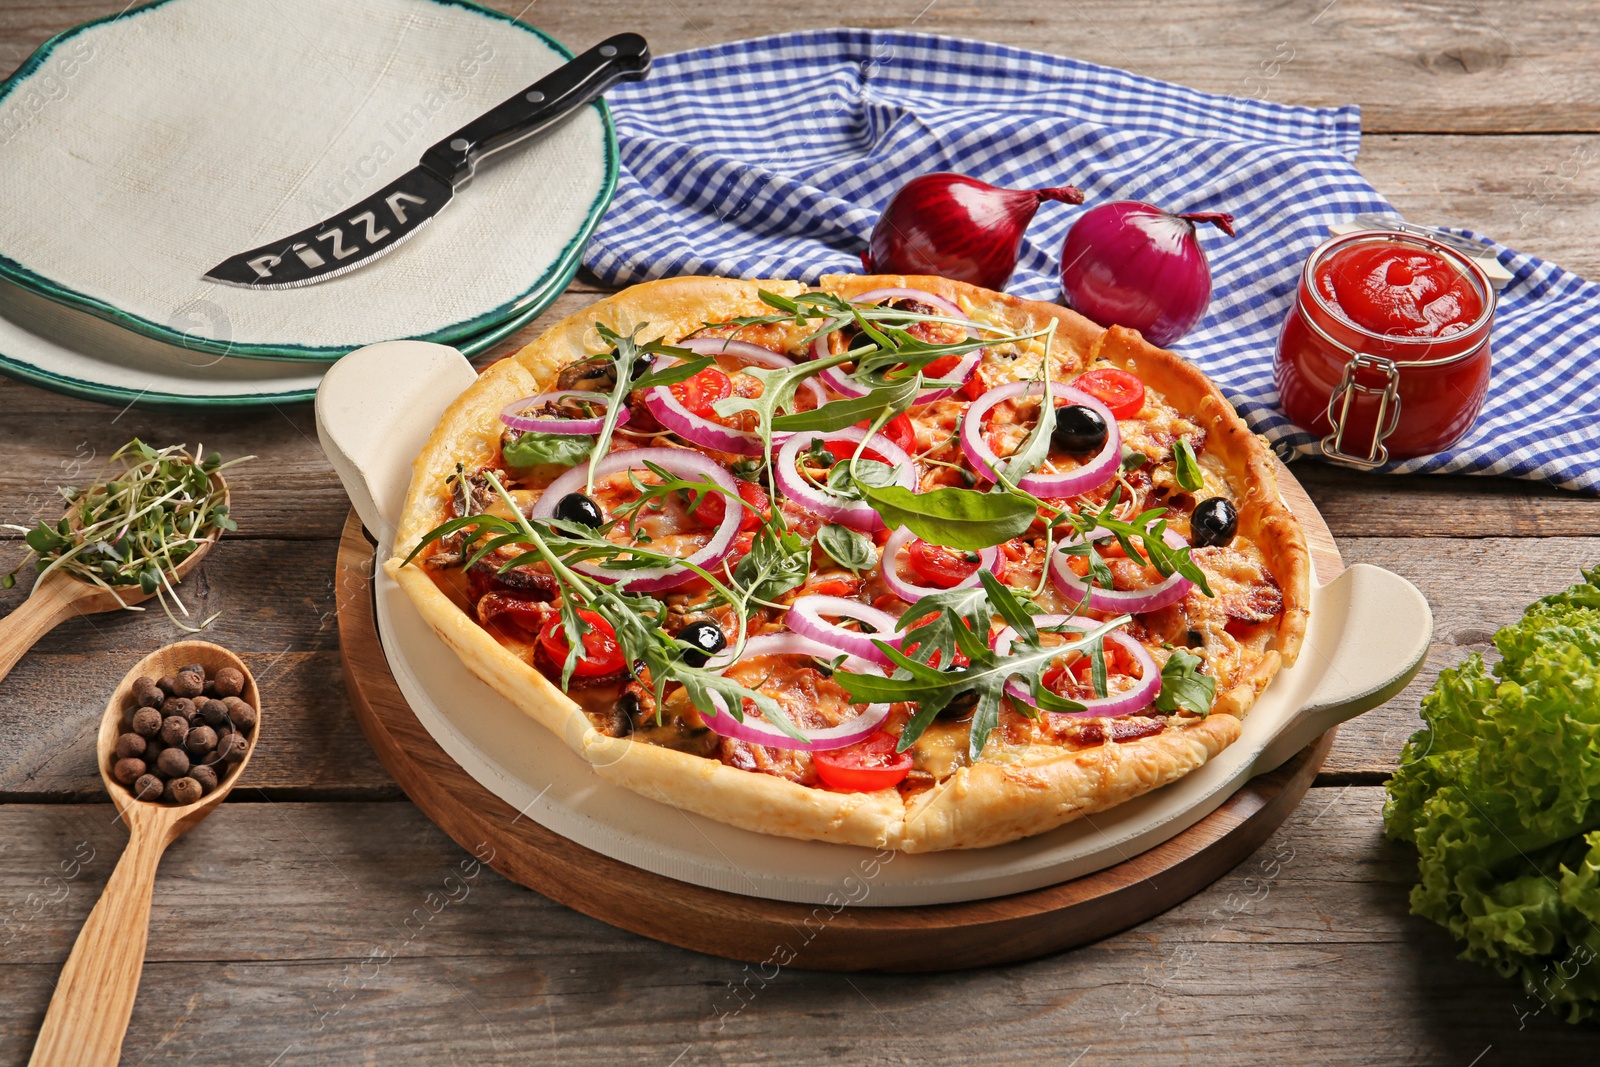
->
[419, 32, 649, 187]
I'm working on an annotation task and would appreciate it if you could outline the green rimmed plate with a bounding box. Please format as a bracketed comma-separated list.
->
[0, 0, 617, 363]
[0, 271, 532, 409]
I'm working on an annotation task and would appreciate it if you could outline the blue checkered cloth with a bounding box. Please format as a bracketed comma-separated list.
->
[585, 30, 1600, 492]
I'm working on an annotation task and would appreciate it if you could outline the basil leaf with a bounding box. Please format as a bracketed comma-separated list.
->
[817, 523, 875, 573]
[1173, 437, 1204, 492]
[857, 483, 1036, 551]
[1121, 450, 1149, 472]
[502, 431, 594, 470]
[1154, 648, 1216, 716]
[828, 458, 897, 494]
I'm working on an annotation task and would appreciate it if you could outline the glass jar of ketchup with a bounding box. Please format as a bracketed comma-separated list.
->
[1274, 230, 1495, 465]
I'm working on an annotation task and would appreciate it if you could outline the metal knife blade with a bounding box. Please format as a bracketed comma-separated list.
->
[204, 167, 452, 289]
[205, 32, 650, 290]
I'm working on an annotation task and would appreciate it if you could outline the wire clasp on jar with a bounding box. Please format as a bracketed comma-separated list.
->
[1321, 353, 1400, 467]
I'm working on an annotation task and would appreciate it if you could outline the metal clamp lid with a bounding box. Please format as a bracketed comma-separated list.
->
[1321, 353, 1401, 467]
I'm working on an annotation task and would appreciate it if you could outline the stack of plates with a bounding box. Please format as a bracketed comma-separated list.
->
[0, 0, 618, 407]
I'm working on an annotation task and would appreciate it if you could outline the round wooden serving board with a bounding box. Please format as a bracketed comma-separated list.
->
[335, 463, 1342, 972]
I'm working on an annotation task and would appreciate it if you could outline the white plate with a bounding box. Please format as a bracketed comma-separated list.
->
[0, 0, 615, 362]
[317, 341, 1433, 906]
[0, 272, 534, 408]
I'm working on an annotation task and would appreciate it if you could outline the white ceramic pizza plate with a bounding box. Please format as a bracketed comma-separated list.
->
[0, 0, 615, 363]
[316, 341, 1433, 907]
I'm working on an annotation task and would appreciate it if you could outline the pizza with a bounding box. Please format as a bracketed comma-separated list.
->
[386, 274, 1309, 852]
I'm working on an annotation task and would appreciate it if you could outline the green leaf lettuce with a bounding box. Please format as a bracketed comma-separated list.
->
[1384, 567, 1600, 1022]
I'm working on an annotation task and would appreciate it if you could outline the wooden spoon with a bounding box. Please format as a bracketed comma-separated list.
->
[0, 472, 228, 685]
[28, 640, 260, 1067]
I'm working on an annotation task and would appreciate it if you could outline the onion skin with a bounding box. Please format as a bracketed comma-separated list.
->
[1059, 201, 1236, 347]
[864, 173, 1084, 292]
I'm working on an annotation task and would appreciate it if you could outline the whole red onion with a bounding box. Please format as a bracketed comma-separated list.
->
[1059, 201, 1236, 347]
[863, 173, 1084, 292]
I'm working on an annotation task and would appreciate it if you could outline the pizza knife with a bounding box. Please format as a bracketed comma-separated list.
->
[204, 32, 650, 289]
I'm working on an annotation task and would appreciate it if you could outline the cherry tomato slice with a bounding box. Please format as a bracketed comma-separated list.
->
[905, 538, 982, 589]
[1073, 368, 1146, 420]
[670, 367, 733, 418]
[855, 413, 917, 455]
[813, 730, 914, 793]
[695, 478, 768, 532]
[537, 609, 625, 677]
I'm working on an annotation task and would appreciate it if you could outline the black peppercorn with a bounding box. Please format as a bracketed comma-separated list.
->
[132, 677, 164, 708]
[213, 666, 245, 698]
[114, 733, 147, 760]
[200, 698, 230, 728]
[185, 725, 217, 755]
[113, 757, 146, 785]
[132, 708, 163, 738]
[225, 699, 258, 735]
[159, 715, 189, 747]
[156, 746, 190, 778]
[188, 765, 218, 795]
[161, 696, 196, 721]
[167, 776, 203, 805]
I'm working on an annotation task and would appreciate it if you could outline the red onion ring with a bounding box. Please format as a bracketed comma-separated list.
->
[1048, 525, 1194, 613]
[643, 346, 824, 456]
[786, 595, 902, 666]
[674, 336, 828, 410]
[528, 447, 741, 593]
[809, 287, 981, 403]
[879, 525, 1002, 604]
[992, 616, 1161, 718]
[700, 633, 890, 751]
[959, 379, 1120, 496]
[774, 426, 916, 531]
[501, 392, 628, 435]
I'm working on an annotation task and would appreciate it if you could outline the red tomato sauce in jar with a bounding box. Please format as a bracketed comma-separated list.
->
[1275, 231, 1495, 464]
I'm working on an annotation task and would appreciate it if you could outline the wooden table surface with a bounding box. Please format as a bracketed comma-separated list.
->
[3, 2, 1599, 1063]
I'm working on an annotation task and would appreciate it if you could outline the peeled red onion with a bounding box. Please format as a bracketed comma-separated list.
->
[528, 447, 741, 593]
[786, 595, 902, 666]
[1048, 525, 1194, 613]
[501, 392, 627, 435]
[1059, 201, 1236, 347]
[958, 379, 1120, 497]
[879, 525, 1001, 604]
[700, 633, 890, 751]
[774, 426, 916, 531]
[863, 173, 1084, 291]
[992, 616, 1161, 718]
[809, 287, 981, 404]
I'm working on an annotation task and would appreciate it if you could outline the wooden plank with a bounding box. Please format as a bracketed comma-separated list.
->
[1, 792, 1590, 1062]
[5, 1, 1599, 134]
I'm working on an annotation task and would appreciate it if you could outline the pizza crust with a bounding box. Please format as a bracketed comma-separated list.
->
[385, 275, 1310, 852]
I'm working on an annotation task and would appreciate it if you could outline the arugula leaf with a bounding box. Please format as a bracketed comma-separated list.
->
[1154, 648, 1215, 716]
[1173, 437, 1204, 492]
[770, 377, 919, 432]
[502, 431, 593, 470]
[730, 523, 810, 608]
[817, 523, 875, 573]
[857, 483, 1037, 551]
[631, 355, 714, 392]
